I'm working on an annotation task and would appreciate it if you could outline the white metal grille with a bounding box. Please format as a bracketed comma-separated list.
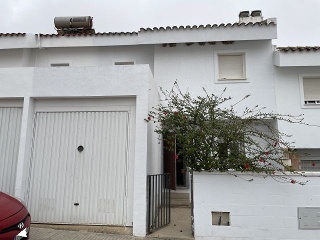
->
[0, 107, 23, 195]
[301, 160, 320, 171]
[27, 111, 129, 225]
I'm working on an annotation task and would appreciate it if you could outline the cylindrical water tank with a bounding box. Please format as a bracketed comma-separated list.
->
[54, 16, 93, 29]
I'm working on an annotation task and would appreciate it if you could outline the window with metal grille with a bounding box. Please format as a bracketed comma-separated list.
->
[218, 54, 246, 80]
[301, 160, 320, 171]
[303, 78, 320, 105]
[296, 149, 320, 171]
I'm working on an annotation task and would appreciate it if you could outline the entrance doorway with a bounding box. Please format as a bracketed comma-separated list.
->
[163, 136, 189, 190]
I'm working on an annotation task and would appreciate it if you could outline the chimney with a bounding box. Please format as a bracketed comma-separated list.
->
[239, 10, 263, 24]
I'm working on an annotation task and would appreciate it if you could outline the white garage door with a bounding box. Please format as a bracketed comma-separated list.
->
[27, 111, 129, 225]
[0, 107, 22, 195]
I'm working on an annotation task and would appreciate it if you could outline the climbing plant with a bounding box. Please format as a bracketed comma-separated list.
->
[146, 82, 310, 184]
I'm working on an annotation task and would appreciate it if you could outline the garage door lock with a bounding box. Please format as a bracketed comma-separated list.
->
[77, 146, 84, 152]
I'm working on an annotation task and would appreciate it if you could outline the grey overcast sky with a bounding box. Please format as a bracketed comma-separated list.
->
[1, 0, 320, 46]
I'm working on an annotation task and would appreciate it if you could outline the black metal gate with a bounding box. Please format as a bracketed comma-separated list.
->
[147, 174, 171, 234]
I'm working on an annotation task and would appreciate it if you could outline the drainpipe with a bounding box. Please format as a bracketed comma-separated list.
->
[190, 169, 194, 236]
[34, 33, 41, 67]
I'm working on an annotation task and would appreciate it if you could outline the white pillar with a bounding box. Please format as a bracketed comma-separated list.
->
[132, 94, 149, 237]
[14, 97, 34, 201]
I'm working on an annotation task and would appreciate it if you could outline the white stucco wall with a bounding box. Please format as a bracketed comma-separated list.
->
[0, 49, 24, 67]
[274, 66, 320, 148]
[0, 65, 157, 237]
[39, 34, 138, 48]
[0, 45, 155, 74]
[34, 45, 155, 74]
[194, 172, 320, 240]
[0, 35, 37, 50]
[147, 75, 162, 175]
[154, 40, 277, 113]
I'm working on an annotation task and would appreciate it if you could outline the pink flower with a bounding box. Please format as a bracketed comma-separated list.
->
[265, 151, 269, 155]
[175, 154, 179, 160]
[312, 162, 316, 167]
[245, 163, 250, 169]
[147, 116, 152, 121]
[259, 157, 265, 163]
[291, 180, 296, 184]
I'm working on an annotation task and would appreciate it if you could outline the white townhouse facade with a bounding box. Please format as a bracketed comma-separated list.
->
[0, 11, 320, 238]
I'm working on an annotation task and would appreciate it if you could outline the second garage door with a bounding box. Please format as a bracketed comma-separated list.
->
[27, 111, 129, 225]
[0, 107, 22, 195]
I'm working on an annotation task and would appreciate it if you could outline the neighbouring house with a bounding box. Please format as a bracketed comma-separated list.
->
[0, 11, 320, 239]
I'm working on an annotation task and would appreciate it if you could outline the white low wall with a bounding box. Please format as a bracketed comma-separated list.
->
[194, 172, 320, 240]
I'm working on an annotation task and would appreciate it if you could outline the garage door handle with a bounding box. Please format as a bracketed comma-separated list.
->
[74, 203, 79, 206]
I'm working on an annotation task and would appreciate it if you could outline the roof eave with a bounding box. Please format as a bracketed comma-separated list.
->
[138, 24, 277, 45]
[0, 23, 277, 49]
[274, 49, 320, 67]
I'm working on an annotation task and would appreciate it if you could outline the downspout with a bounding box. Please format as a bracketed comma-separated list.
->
[190, 169, 194, 236]
[25, 34, 41, 203]
[37, 33, 41, 48]
[34, 33, 41, 67]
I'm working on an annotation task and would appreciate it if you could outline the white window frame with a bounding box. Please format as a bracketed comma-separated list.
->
[299, 75, 320, 109]
[214, 51, 247, 83]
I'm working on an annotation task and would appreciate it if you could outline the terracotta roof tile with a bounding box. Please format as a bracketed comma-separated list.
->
[0, 20, 275, 38]
[39, 32, 138, 37]
[0, 33, 26, 37]
[277, 46, 320, 52]
[139, 21, 275, 32]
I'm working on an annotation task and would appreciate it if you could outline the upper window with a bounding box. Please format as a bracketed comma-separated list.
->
[218, 54, 246, 80]
[302, 78, 320, 105]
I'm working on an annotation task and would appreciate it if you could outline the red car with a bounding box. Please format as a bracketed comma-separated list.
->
[0, 192, 31, 240]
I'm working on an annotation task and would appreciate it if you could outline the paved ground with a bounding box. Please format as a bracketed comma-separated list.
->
[29, 207, 193, 240]
[30, 227, 138, 240]
[148, 208, 193, 239]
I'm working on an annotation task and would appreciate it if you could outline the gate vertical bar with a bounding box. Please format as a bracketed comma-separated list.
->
[147, 175, 151, 233]
[147, 174, 171, 234]
[168, 174, 170, 224]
